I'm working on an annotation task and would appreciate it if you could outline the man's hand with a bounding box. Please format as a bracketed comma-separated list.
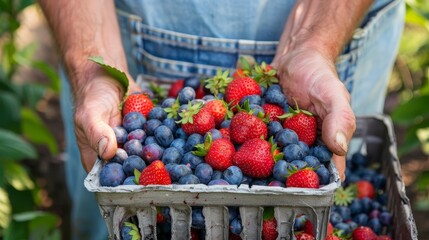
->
[272, 48, 356, 180]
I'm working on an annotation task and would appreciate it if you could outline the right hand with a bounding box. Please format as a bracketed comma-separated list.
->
[72, 65, 141, 172]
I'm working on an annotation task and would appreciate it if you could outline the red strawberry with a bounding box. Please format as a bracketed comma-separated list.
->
[229, 232, 242, 240]
[352, 226, 377, 240]
[196, 85, 205, 99]
[202, 99, 231, 127]
[168, 79, 184, 97]
[304, 221, 333, 237]
[191, 228, 201, 240]
[219, 128, 230, 140]
[229, 111, 267, 144]
[281, 102, 317, 146]
[122, 93, 154, 117]
[225, 77, 261, 106]
[232, 68, 247, 79]
[295, 233, 315, 240]
[325, 235, 340, 240]
[262, 103, 284, 122]
[286, 168, 319, 189]
[205, 138, 235, 171]
[179, 103, 215, 135]
[139, 160, 171, 186]
[233, 138, 275, 178]
[355, 180, 375, 199]
[262, 218, 278, 240]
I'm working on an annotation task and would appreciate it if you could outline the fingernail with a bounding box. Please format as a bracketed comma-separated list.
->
[98, 137, 108, 157]
[336, 131, 348, 154]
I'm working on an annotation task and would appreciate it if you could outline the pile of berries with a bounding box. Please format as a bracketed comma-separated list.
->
[99, 59, 334, 190]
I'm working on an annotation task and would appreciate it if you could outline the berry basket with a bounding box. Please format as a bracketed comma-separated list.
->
[84, 115, 417, 240]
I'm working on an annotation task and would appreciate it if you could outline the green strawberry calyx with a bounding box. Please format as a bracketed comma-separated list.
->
[263, 207, 275, 221]
[123, 222, 141, 240]
[252, 61, 279, 88]
[133, 169, 141, 184]
[237, 99, 269, 123]
[268, 136, 284, 161]
[204, 68, 233, 96]
[164, 98, 181, 119]
[334, 186, 356, 206]
[278, 99, 314, 120]
[176, 101, 203, 124]
[192, 132, 213, 157]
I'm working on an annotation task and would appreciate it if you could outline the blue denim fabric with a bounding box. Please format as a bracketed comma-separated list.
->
[62, 0, 404, 239]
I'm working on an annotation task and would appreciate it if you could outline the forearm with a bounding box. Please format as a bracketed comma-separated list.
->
[274, 0, 373, 62]
[38, 0, 127, 96]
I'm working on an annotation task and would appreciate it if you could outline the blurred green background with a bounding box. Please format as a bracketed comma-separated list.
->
[1, 0, 429, 239]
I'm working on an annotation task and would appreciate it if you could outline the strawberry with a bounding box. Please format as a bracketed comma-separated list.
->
[219, 128, 230, 140]
[286, 168, 319, 189]
[139, 160, 171, 185]
[225, 77, 262, 106]
[204, 69, 233, 96]
[280, 101, 317, 146]
[325, 235, 340, 240]
[377, 235, 393, 240]
[251, 62, 279, 88]
[191, 228, 201, 240]
[295, 233, 315, 240]
[202, 99, 232, 127]
[262, 219, 278, 240]
[195, 137, 235, 171]
[303, 220, 333, 238]
[178, 102, 215, 135]
[168, 79, 184, 97]
[196, 85, 205, 99]
[262, 103, 284, 122]
[232, 68, 247, 79]
[355, 180, 375, 199]
[352, 226, 377, 240]
[229, 111, 267, 144]
[122, 93, 154, 117]
[232, 138, 275, 178]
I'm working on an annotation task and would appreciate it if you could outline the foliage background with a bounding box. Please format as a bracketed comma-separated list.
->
[0, 0, 429, 239]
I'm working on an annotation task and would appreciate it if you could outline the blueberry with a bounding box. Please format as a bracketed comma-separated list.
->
[195, 163, 213, 184]
[267, 121, 282, 137]
[368, 218, 382, 235]
[228, 207, 240, 222]
[311, 145, 333, 163]
[260, 86, 267, 96]
[349, 199, 362, 215]
[162, 118, 178, 133]
[161, 97, 176, 108]
[161, 147, 182, 164]
[336, 206, 352, 221]
[345, 173, 360, 185]
[369, 209, 380, 219]
[249, 104, 264, 116]
[223, 166, 243, 186]
[230, 218, 243, 235]
[241, 175, 253, 184]
[290, 160, 308, 170]
[184, 133, 203, 152]
[123, 155, 146, 176]
[122, 112, 146, 132]
[303, 156, 321, 168]
[294, 214, 307, 231]
[114, 126, 128, 145]
[204, 129, 222, 141]
[167, 164, 192, 182]
[184, 76, 201, 90]
[379, 212, 392, 226]
[154, 125, 174, 148]
[144, 136, 157, 145]
[175, 128, 187, 139]
[123, 176, 137, 185]
[240, 94, 262, 106]
[370, 200, 381, 211]
[348, 221, 358, 232]
[100, 162, 126, 187]
[123, 139, 143, 156]
[335, 222, 351, 235]
[148, 107, 167, 121]
[208, 179, 230, 185]
[170, 138, 186, 155]
[220, 120, 231, 129]
[181, 152, 204, 169]
[178, 174, 200, 184]
[360, 197, 372, 213]
[264, 85, 287, 107]
[329, 211, 343, 226]
[283, 144, 306, 161]
[142, 143, 164, 164]
[377, 193, 388, 206]
[353, 213, 368, 226]
[191, 207, 205, 229]
[275, 129, 299, 147]
[121, 222, 140, 240]
[268, 180, 286, 187]
[216, 93, 224, 99]
[316, 165, 330, 185]
[178, 87, 196, 104]
[211, 170, 223, 181]
[251, 179, 268, 186]
[111, 148, 128, 164]
[351, 152, 369, 169]
[273, 160, 290, 182]
[127, 129, 147, 143]
[202, 95, 216, 102]
[373, 174, 386, 190]
[297, 141, 310, 155]
[144, 119, 162, 136]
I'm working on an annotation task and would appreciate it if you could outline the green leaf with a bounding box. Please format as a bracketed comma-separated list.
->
[4, 161, 34, 190]
[13, 83, 47, 109]
[263, 207, 274, 220]
[415, 170, 429, 192]
[21, 107, 59, 154]
[88, 56, 129, 92]
[0, 90, 21, 133]
[0, 129, 37, 161]
[391, 94, 429, 124]
[134, 169, 141, 184]
[0, 187, 11, 228]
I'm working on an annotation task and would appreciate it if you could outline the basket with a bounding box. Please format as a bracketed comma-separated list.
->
[84, 115, 417, 240]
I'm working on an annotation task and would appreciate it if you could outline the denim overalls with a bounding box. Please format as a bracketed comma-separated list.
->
[60, 0, 405, 239]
